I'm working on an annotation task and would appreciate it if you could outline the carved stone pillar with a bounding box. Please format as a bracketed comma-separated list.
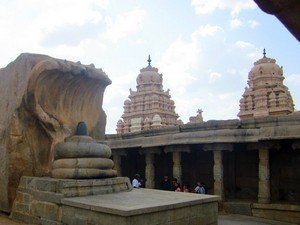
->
[164, 145, 190, 184]
[213, 150, 224, 200]
[258, 148, 270, 203]
[172, 151, 182, 184]
[145, 152, 155, 188]
[203, 143, 232, 199]
[248, 142, 279, 204]
[139, 148, 160, 189]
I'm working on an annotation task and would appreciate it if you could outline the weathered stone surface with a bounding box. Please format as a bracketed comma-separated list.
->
[54, 142, 112, 159]
[61, 189, 219, 225]
[223, 202, 253, 216]
[52, 158, 114, 169]
[0, 53, 111, 212]
[10, 176, 132, 224]
[52, 168, 117, 179]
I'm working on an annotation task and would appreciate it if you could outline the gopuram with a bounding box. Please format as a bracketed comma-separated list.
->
[0, 53, 219, 225]
[116, 55, 182, 134]
[107, 51, 300, 224]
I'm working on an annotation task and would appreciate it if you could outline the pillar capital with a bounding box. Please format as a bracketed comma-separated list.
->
[203, 143, 233, 151]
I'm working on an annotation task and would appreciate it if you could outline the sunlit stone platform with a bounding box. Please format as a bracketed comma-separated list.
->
[11, 176, 220, 225]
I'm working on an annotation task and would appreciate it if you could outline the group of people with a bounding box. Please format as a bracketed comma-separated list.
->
[132, 174, 206, 194]
[161, 175, 206, 194]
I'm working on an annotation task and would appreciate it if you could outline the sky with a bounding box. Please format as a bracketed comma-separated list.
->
[0, 0, 299, 134]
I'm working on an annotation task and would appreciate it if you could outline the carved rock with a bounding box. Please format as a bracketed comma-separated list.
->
[0, 53, 111, 212]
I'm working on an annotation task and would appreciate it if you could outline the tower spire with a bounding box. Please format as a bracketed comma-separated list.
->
[263, 48, 266, 58]
[147, 55, 152, 66]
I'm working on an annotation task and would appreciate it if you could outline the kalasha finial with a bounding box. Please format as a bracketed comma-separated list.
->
[263, 48, 266, 58]
[147, 54, 152, 66]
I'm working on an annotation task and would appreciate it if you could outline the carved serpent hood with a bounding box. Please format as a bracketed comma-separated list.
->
[0, 53, 111, 211]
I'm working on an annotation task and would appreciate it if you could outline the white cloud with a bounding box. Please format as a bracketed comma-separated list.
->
[191, 0, 256, 16]
[158, 37, 199, 91]
[248, 20, 259, 29]
[286, 74, 300, 86]
[230, 18, 243, 29]
[192, 24, 225, 40]
[235, 41, 255, 49]
[209, 71, 222, 83]
[103, 8, 146, 43]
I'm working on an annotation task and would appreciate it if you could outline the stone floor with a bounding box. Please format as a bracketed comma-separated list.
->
[1, 212, 297, 225]
[218, 214, 296, 225]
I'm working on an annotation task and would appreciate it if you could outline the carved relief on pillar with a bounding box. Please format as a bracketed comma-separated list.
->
[213, 151, 224, 200]
[258, 148, 270, 203]
[139, 147, 161, 189]
[164, 145, 190, 184]
[203, 144, 231, 200]
[247, 141, 279, 204]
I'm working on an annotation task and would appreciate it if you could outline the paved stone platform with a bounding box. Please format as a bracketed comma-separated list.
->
[62, 188, 219, 216]
[61, 188, 220, 224]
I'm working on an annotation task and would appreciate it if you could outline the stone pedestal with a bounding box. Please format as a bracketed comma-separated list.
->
[62, 189, 220, 225]
[10, 176, 132, 225]
[258, 148, 270, 203]
[213, 150, 224, 200]
[145, 152, 155, 188]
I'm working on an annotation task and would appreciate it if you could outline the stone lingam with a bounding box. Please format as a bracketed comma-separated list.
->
[52, 122, 117, 179]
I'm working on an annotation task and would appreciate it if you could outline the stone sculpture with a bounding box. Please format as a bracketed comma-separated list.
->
[0, 53, 111, 212]
[52, 122, 117, 179]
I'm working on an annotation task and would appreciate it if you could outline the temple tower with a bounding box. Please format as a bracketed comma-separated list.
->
[117, 56, 181, 133]
[238, 49, 294, 119]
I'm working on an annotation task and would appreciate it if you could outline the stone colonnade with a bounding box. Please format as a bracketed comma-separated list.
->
[112, 141, 298, 203]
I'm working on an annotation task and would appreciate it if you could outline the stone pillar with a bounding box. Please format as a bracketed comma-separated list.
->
[203, 143, 232, 199]
[164, 145, 190, 184]
[112, 149, 127, 177]
[213, 150, 224, 200]
[145, 152, 155, 188]
[258, 148, 270, 203]
[173, 151, 182, 184]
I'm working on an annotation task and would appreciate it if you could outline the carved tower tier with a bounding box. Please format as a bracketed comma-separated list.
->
[238, 49, 294, 119]
[117, 56, 181, 133]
